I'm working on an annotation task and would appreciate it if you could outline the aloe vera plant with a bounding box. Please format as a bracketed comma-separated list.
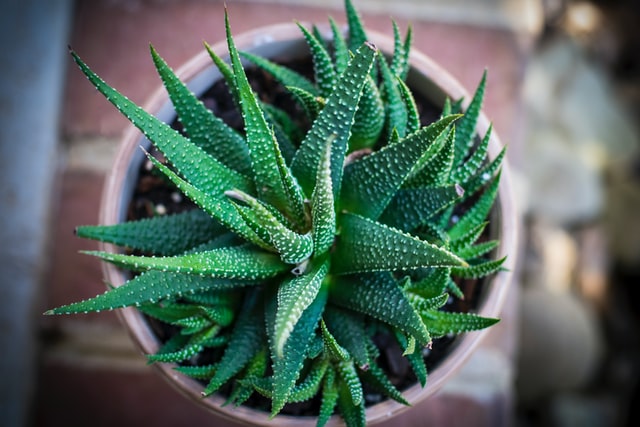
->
[48, 1, 507, 425]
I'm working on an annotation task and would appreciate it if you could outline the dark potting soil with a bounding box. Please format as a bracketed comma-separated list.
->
[127, 55, 488, 417]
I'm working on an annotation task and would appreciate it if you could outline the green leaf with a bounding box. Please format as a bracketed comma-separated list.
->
[403, 334, 416, 356]
[274, 260, 329, 358]
[421, 310, 499, 338]
[442, 97, 452, 117]
[407, 292, 449, 313]
[359, 360, 409, 405]
[201, 304, 237, 327]
[460, 146, 505, 199]
[174, 364, 217, 380]
[203, 41, 240, 107]
[323, 307, 369, 369]
[143, 147, 269, 249]
[450, 221, 489, 252]
[453, 70, 486, 167]
[312, 24, 329, 50]
[349, 76, 385, 151]
[137, 302, 204, 325]
[225, 347, 268, 406]
[226, 189, 313, 264]
[76, 209, 224, 256]
[229, 203, 276, 248]
[307, 332, 324, 359]
[455, 239, 499, 260]
[318, 367, 339, 427]
[451, 97, 464, 114]
[269, 280, 328, 416]
[150, 45, 252, 175]
[200, 334, 231, 349]
[148, 325, 221, 363]
[69, 50, 253, 199]
[148, 342, 203, 364]
[182, 288, 236, 305]
[345, 0, 368, 52]
[331, 272, 431, 345]
[448, 171, 501, 240]
[390, 20, 411, 80]
[84, 245, 288, 280]
[397, 77, 420, 136]
[267, 133, 308, 230]
[451, 124, 492, 184]
[329, 17, 349, 75]
[183, 233, 243, 252]
[404, 268, 451, 300]
[240, 50, 318, 96]
[155, 333, 189, 356]
[402, 25, 413, 78]
[260, 102, 300, 163]
[332, 213, 466, 275]
[340, 115, 459, 219]
[45, 270, 251, 315]
[416, 219, 450, 246]
[452, 256, 507, 279]
[406, 127, 455, 188]
[175, 316, 212, 335]
[239, 376, 273, 398]
[225, 12, 301, 213]
[203, 293, 264, 395]
[379, 184, 464, 232]
[288, 360, 329, 402]
[336, 372, 365, 427]
[387, 127, 401, 145]
[287, 85, 322, 121]
[336, 360, 363, 406]
[297, 22, 336, 98]
[447, 277, 465, 299]
[311, 135, 337, 255]
[378, 50, 407, 139]
[320, 320, 350, 361]
[291, 42, 377, 198]
[395, 331, 427, 387]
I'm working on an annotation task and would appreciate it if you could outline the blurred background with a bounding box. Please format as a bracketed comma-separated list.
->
[1, 0, 639, 426]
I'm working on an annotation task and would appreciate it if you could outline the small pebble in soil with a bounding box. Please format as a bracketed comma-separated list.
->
[170, 192, 182, 203]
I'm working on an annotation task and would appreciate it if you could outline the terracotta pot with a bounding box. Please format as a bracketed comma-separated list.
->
[100, 22, 518, 426]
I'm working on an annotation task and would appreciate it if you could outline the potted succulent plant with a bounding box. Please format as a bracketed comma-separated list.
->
[47, 1, 517, 426]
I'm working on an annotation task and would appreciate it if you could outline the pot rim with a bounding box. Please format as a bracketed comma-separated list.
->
[99, 21, 518, 427]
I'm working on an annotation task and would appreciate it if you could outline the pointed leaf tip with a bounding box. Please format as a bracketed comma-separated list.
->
[274, 260, 328, 358]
